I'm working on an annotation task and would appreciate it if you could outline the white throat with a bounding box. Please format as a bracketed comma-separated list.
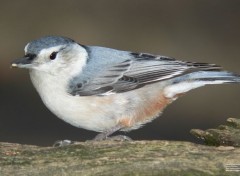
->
[29, 44, 88, 115]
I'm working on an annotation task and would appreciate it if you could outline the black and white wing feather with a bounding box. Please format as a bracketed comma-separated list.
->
[68, 46, 220, 96]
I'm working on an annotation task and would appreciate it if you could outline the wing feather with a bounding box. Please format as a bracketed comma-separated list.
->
[68, 48, 221, 96]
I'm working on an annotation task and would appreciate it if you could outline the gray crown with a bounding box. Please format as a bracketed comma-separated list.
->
[26, 36, 75, 54]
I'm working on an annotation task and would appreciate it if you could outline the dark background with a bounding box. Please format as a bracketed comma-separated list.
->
[0, 0, 240, 146]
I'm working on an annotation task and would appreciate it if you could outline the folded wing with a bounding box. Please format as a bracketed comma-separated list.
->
[68, 46, 221, 96]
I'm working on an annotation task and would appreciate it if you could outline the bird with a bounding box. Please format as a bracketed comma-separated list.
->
[11, 36, 240, 142]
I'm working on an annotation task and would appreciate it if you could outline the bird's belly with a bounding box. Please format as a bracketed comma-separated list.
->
[41, 84, 174, 132]
[39, 91, 127, 132]
[31, 69, 173, 132]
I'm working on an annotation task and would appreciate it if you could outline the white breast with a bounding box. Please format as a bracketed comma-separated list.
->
[29, 68, 128, 132]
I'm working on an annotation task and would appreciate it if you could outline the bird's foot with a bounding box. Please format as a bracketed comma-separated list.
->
[93, 134, 132, 141]
[107, 135, 132, 141]
[92, 125, 122, 141]
[87, 125, 132, 142]
[53, 140, 74, 147]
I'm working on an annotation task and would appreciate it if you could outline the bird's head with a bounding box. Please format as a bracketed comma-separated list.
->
[11, 36, 88, 75]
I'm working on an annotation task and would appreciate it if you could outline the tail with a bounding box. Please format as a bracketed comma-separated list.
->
[164, 70, 240, 98]
[180, 70, 240, 83]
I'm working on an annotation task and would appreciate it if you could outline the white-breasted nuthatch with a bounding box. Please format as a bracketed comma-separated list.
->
[11, 36, 240, 141]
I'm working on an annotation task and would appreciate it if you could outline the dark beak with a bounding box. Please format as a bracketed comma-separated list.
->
[11, 54, 35, 68]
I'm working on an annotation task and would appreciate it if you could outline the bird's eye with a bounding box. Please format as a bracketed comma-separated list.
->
[49, 52, 58, 60]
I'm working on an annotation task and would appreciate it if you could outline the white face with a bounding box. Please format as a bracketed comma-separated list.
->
[29, 45, 63, 71]
[26, 43, 88, 76]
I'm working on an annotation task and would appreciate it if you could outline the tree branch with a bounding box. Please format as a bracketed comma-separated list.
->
[0, 118, 239, 176]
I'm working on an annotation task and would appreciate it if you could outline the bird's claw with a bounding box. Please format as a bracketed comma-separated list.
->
[93, 134, 132, 142]
[53, 140, 74, 147]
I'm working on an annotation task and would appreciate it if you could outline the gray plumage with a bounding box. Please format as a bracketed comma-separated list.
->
[67, 46, 234, 96]
[26, 36, 75, 55]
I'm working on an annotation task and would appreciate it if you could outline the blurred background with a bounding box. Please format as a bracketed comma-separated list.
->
[0, 0, 240, 146]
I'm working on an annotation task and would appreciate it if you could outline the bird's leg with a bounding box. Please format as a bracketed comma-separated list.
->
[93, 126, 121, 141]
[93, 125, 132, 141]
[54, 126, 132, 147]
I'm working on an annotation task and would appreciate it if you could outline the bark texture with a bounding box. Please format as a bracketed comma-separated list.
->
[0, 118, 239, 176]
[191, 118, 240, 147]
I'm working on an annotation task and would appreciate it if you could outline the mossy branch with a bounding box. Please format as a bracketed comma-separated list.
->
[0, 118, 239, 176]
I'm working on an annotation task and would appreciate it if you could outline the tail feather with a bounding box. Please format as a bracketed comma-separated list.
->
[164, 71, 240, 98]
[187, 71, 240, 83]
[174, 71, 240, 84]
